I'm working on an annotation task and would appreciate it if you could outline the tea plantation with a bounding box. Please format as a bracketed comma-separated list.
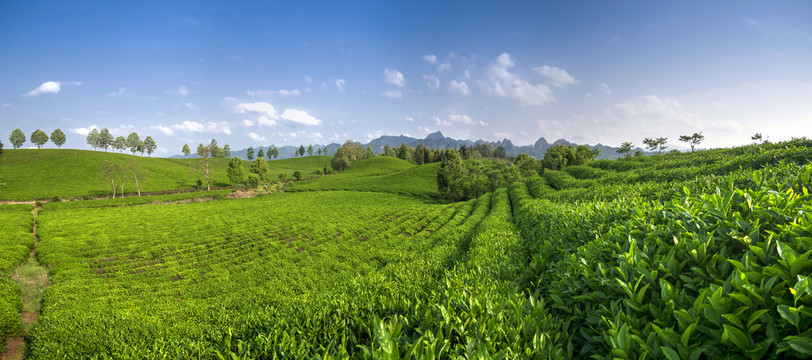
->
[1, 139, 811, 358]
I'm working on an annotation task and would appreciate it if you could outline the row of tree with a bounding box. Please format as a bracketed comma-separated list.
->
[615, 132, 706, 157]
[8, 128, 66, 149]
[87, 129, 158, 156]
[99, 159, 147, 198]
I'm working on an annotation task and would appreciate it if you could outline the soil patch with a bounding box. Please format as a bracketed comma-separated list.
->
[0, 336, 24, 360]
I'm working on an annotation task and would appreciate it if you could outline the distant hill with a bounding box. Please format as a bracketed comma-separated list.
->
[175, 132, 645, 160]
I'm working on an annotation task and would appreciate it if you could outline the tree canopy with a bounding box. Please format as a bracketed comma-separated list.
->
[50, 128, 66, 148]
[30, 129, 49, 149]
[143, 136, 157, 157]
[9, 128, 25, 149]
[182, 144, 191, 156]
[679, 132, 704, 153]
[331, 140, 364, 171]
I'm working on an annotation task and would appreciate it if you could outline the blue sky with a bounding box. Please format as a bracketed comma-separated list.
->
[1, 1, 811, 155]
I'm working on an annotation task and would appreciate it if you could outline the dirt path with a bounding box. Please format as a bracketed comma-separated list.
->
[1, 206, 48, 360]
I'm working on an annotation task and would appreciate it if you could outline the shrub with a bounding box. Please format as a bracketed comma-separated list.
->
[247, 173, 260, 189]
[293, 171, 302, 180]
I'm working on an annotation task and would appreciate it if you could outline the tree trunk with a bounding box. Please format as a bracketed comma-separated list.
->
[133, 172, 141, 196]
[110, 178, 116, 199]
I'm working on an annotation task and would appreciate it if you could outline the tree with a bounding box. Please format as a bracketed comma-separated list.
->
[414, 144, 429, 165]
[182, 144, 191, 156]
[9, 129, 26, 149]
[247, 173, 260, 189]
[294, 148, 300, 156]
[643, 137, 668, 155]
[318, 148, 322, 156]
[331, 140, 364, 171]
[307, 145, 314, 156]
[196, 139, 217, 191]
[227, 157, 244, 184]
[679, 132, 704, 153]
[514, 153, 540, 178]
[299, 145, 306, 157]
[0, 139, 4, 156]
[257, 148, 265, 159]
[127, 159, 147, 196]
[270, 146, 279, 159]
[495, 146, 507, 159]
[100, 161, 126, 199]
[617, 142, 633, 157]
[437, 149, 465, 201]
[114, 136, 127, 152]
[223, 145, 231, 157]
[397, 142, 412, 162]
[212, 146, 225, 158]
[541, 144, 575, 170]
[474, 143, 494, 158]
[127, 132, 142, 155]
[87, 128, 100, 150]
[98, 128, 113, 151]
[752, 133, 764, 144]
[30, 129, 49, 149]
[293, 170, 302, 180]
[363, 146, 374, 159]
[50, 129, 66, 148]
[247, 146, 254, 160]
[250, 157, 270, 181]
[143, 136, 156, 157]
[322, 147, 329, 156]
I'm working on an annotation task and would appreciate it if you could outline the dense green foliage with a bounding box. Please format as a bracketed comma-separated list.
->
[3, 139, 812, 358]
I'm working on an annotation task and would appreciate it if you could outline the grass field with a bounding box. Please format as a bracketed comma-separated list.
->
[0, 150, 330, 200]
[1, 140, 811, 358]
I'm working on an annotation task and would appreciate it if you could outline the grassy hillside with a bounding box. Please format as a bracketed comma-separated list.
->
[0, 150, 330, 200]
[289, 156, 440, 198]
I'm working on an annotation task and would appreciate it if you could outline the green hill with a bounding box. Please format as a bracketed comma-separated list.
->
[0, 150, 330, 200]
[289, 156, 440, 198]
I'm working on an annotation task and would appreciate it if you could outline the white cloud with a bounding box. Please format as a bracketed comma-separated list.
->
[533, 65, 578, 87]
[423, 75, 440, 90]
[185, 102, 197, 110]
[281, 109, 321, 126]
[602, 83, 612, 95]
[384, 68, 405, 87]
[176, 86, 189, 96]
[481, 53, 554, 106]
[246, 90, 275, 97]
[479, 120, 489, 126]
[437, 114, 475, 126]
[171, 121, 232, 134]
[405, 116, 415, 122]
[448, 80, 470, 95]
[437, 63, 451, 73]
[70, 124, 99, 136]
[248, 132, 268, 142]
[381, 90, 403, 98]
[236, 102, 279, 120]
[422, 54, 437, 64]
[335, 78, 346, 92]
[150, 125, 174, 135]
[277, 89, 300, 96]
[304, 76, 313, 84]
[242, 119, 255, 127]
[418, 126, 432, 134]
[107, 87, 126, 96]
[25, 81, 81, 96]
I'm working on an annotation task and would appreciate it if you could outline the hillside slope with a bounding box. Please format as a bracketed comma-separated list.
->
[0, 150, 329, 200]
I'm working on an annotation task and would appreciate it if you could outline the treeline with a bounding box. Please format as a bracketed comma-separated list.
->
[7, 128, 66, 149]
[86, 129, 158, 156]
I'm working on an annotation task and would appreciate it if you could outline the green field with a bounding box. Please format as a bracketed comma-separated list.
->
[1, 140, 812, 358]
[0, 150, 330, 200]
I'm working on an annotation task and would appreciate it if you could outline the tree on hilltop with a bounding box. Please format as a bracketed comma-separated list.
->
[182, 144, 191, 156]
[307, 144, 314, 156]
[86, 129, 100, 150]
[437, 149, 465, 201]
[679, 132, 704, 153]
[143, 136, 156, 157]
[257, 148, 265, 159]
[331, 140, 364, 171]
[298, 145, 306, 157]
[9, 129, 26, 149]
[30, 129, 49, 149]
[752, 133, 765, 144]
[0, 139, 4, 156]
[223, 144, 231, 157]
[247, 146, 255, 160]
[127, 132, 142, 155]
[643, 137, 668, 155]
[617, 142, 633, 157]
[51, 129, 66, 148]
[99, 128, 113, 151]
[397, 142, 412, 162]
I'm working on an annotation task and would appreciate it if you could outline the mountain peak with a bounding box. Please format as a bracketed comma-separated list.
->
[425, 131, 445, 141]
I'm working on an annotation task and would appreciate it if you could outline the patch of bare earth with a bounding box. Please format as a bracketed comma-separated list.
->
[1, 337, 24, 360]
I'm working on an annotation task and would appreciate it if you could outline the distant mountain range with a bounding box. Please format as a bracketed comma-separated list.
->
[173, 132, 646, 160]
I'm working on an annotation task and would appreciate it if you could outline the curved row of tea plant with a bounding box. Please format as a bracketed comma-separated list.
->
[0, 204, 33, 352]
